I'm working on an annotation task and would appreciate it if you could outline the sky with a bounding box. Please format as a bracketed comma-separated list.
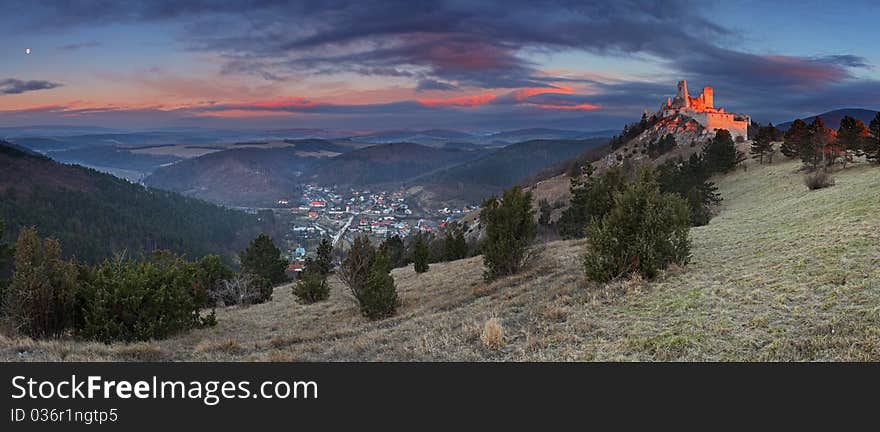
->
[1, 0, 878, 131]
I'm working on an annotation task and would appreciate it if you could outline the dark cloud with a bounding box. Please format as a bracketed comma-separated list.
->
[416, 79, 458, 92]
[0, 78, 63, 95]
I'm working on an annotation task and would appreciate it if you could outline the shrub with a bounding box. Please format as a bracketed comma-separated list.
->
[240, 233, 288, 285]
[702, 129, 741, 173]
[340, 236, 376, 302]
[78, 251, 216, 343]
[379, 235, 406, 268]
[558, 165, 627, 239]
[192, 254, 234, 307]
[480, 317, 504, 349]
[2, 227, 78, 338]
[443, 223, 468, 261]
[804, 170, 835, 190]
[0, 218, 11, 307]
[411, 234, 430, 273]
[480, 186, 537, 281]
[359, 252, 398, 319]
[209, 272, 272, 306]
[584, 170, 691, 282]
[292, 269, 330, 304]
[314, 238, 334, 276]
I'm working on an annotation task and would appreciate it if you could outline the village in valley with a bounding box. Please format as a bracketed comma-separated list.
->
[271, 184, 476, 276]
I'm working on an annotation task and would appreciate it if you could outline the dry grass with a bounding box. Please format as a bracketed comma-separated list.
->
[3, 159, 880, 361]
[480, 318, 505, 349]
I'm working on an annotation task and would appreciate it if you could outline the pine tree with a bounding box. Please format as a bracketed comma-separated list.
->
[867, 112, 880, 164]
[339, 235, 375, 302]
[443, 223, 468, 261]
[703, 129, 740, 173]
[480, 186, 537, 281]
[411, 234, 430, 273]
[781, 119, 808, 159]
[557, 165, 626, 239]
[314, 238, 334, 276]
[750, 123, 778, 164]
[0, 218, 11, 305]
[3, 227, 78, 338]
[378, 235, 406, 268]
[359, 252, 398, 319]
[292, 260, 330, 304]
[240, 233, 288, 285]
[837, 115, 870, 168]
[537, 199, 552, 226]
[805, 117, 834, 169]
[584, 170, 691, 282]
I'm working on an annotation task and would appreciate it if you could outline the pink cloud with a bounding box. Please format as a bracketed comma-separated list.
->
[417, 93, 497, 108]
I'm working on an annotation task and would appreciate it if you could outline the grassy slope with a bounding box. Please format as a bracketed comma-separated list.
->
[3, 159, 879, 361]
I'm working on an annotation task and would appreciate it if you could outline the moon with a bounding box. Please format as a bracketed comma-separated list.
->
[25, 48, 31, 55]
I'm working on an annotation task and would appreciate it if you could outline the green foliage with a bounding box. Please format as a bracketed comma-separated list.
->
[340, 236, 376, 303]
[192, 254, 234, 307]
[0, 147, 257, 264]
[314, 238, 334, 276]
[480, 186, 537, 281]
[443, 223, 468, 261]
[411, 234, 430, 273]
[702, 129, 741, 173]
[240, 233, 288, 285]
[558, 165, 627, 239]
[584, 170, 691, 282]
[292, 263, 330, 304]
[77, 250, 216, 343]
[537, 199, 552, 226]
[868, 113, 880, 164]
[2, 227, 78, 338]
[378, 235, 406, 268]
[657, 153, 721, 226]
[837, 115, 870, 168]
[781, 118, 808, 159]
[0, 218, 11, 306]
[750, 124, 778, 164]
[610, 113, 656, 150]
[358, 252, 398, 319]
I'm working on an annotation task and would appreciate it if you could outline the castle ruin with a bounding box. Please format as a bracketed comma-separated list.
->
[658, 80, 750, 140]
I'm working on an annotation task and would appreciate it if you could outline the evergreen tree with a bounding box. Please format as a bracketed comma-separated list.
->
[837, 115, 870, 168]
[340, 236, 375, 303]
[804, 117, 834, 169]
[656, 154, 721, 226]
[314, 238, 334, 276]
[359, 252, 398, 319]
[3, 227, 78, 338]
[867, 112, 880, 164]
[240, 233, 287, 285]
[751, 123, 778, 164]
[0, 218, 11, 305]
[702, 129, 740, 173]
[781, 119, 808, 159]
[378, 235, 406, 268]
[584, 170, 691, 282]
[557, 165, 627, 239]
[411, 234, 430, 273]
[537, 199, 552, 226]
[480, 186, 537, 281]
[443, 223, 468, 261]
[292, 259, 330, 304]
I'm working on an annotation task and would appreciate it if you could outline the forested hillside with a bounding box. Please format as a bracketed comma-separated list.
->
[0, 141, 260, 264]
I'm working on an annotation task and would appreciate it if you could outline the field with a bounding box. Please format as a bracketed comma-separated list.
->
[3, 159, 879, 361]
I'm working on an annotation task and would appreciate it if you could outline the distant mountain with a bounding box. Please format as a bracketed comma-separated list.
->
[349, 129, 477, 147]
[0, 141, 259, 264]
[411, 137, 609, 206]
[144, 139, 348, 205]
[777, 108, 879, 131]
[46, 146, 182, 179]
[485, 128, 613, 142]
[309, 142, 490, 186]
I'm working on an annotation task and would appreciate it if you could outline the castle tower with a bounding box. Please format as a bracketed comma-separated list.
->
[677, 80, 689, 108]
[702, 86, 713, 109]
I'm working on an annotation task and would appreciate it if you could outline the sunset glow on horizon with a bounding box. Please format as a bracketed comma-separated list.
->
[1, 1, 878, 130]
